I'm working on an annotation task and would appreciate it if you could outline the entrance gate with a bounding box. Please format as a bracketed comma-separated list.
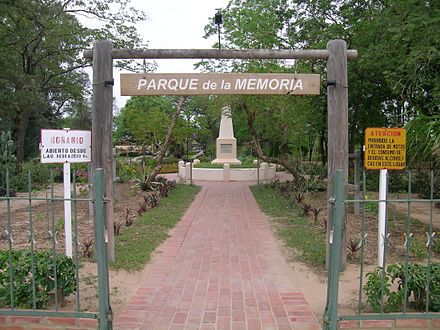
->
[0, 169, 111, 330]
[325, 170, 440, 330]
[83, 40, 357, 329]
[84, 39, 357, 263]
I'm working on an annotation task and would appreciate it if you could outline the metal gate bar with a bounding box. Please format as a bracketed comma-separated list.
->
[324, 169, 440, 329]
[0, 168, 111, 329]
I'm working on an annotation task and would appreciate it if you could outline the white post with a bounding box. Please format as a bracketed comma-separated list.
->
[223, 163, 231, 181]
[63, 162, 73, 257]
[378, 169, 388, 267]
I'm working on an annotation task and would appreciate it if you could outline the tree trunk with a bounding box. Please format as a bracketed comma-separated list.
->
[14, 110, 31, 166]
[319, 128, 327, 165]
[145, 96, 186, 184]
[243, 102, 302, 184]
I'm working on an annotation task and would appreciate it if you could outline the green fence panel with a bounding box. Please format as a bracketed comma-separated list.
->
[0, 167, 111, 328]
[324, 169, 440, 329]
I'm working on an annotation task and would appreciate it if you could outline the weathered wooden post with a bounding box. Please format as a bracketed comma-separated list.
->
[353, 148, 361, 216]
[326, 39, 348, 271]
[92, 40, 115, 262]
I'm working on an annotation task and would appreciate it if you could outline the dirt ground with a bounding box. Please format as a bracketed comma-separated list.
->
[300, 188, 440, 317]
[0, 181, 150, 314]
[1, 177, 439, 318]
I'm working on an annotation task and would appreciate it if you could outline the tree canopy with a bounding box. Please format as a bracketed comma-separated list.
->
[0, 0, 148, 164]
[1, 0, 439, 172]
[198, 0, 440, 168]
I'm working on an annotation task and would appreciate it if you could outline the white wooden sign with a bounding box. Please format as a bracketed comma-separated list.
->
[40, 129, 92, 163]
[40, 128, 91, 258]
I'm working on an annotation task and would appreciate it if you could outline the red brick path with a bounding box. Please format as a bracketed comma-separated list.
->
[114, 181, 321, 330]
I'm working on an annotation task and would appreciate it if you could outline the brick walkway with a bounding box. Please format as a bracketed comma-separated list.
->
[114, 181, 320, 330]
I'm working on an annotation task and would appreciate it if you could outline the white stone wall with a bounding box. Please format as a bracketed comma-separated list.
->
[178, 161, 276, 182]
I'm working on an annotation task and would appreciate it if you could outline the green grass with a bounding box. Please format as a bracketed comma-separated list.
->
[250, 184, 326, 270]
[111, 184, 201, 271]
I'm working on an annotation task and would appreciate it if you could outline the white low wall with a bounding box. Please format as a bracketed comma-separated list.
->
[178, 161, 276, 182]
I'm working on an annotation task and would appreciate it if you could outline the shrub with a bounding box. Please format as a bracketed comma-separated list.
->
[75, 169, 88, 184]
[161, 157, 179, 165]
[347, 238, 362, 258]
[81, 239, 94, 259]
[48, 164, 64, 182]
[412, 170, 440, 199]
[116, 159, 141, 182]
[0, 131, 16, 190]
[0, 250, 76, 309]
[410, 235, 428, 259]
[365, 262, 440, 313]
[158, 164, 178, 174]
[388, 170, 408, 193]
[12, 162, 53, 191]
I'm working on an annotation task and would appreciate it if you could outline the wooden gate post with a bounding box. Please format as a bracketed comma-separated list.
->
[326, 39, 348, 271]
[92, 40, 115, 262]
[354, 148, 361, 216]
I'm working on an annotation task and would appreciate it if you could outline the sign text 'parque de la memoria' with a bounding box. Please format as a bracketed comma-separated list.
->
[121, 73, 320, 96]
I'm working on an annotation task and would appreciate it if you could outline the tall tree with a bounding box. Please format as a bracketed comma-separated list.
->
[201, 0, 326, 179]
[0, 0, 148, 164]
[202, 0, 439, 159]
[115, 96, 175, 152]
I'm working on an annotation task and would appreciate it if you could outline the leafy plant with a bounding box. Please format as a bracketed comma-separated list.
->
[114, 222, 123, 236]
[81, 239, 94, 259]
[365, 266, 404, 313]
[137, 205, 146, 217]
[0, 250, 76, 309]
[11, 161, 55, 192]
[321, 218, 328, 230]
[301, 203, 312, 216]
[158, 163, 178, 174]
[34, 211, 43, 222]
[0, 131, 16, 193]
[294, 192, 305, 205]
[365, 262, 440, 313]
[412, 169, 440, 199]
[145, 193, 159, 209]
[78, 183, 88, 197]
[410, 235, 428, 259]
[75, 169, 88, 184]
[55, 218, 64, 232]
[347, 238, 362, 258]
[269, 179, 280, 189]
[312, 207, 321, 224]
[125, 208, 134, 226]
[364, 195, 379, 214]
[278, 183, 291, 197]
[116, 160, 141, 183]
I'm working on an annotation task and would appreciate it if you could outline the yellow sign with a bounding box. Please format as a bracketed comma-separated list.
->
[364, 128, 406, 170]
[120, 73, 320, 96]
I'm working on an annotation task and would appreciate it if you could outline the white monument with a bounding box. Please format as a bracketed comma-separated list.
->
[211, 106, 241, 165]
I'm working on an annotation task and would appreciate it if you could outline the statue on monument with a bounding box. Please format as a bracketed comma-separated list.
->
[211, 106, 241, 165]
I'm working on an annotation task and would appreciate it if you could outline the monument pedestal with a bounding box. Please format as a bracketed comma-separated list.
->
[211, 106, 241, 165]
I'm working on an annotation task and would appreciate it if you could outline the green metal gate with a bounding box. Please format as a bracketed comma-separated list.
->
[0, 168, 111, 329]
[323, 169, 440, 329]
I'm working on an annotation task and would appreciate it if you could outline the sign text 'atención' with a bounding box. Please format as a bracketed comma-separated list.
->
[364, 127, 406, 170]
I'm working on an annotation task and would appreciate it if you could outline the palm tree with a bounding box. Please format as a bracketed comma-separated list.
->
[405, 115, 440, 169]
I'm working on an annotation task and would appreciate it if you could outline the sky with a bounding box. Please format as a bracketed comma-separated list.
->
[112, 0, 230, 108]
